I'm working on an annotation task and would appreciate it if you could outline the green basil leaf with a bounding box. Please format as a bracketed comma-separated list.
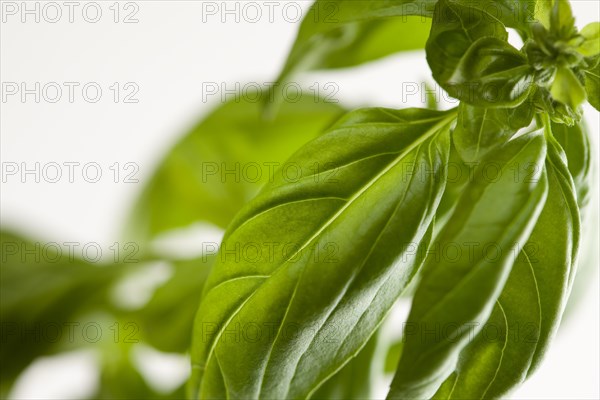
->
[388, 130, 548, 400]
[583, 58, 600, 111]
[431, 132, 578, 398]
[465, 0, 539, 37]
[130, 92, 344, 242]
[274, 0, 436, 85]
[96, 349, 188, 400]
[534, 0, 552, 29]
[556, 120, 596, 322]
[431, 253, 541, 400]
[384, 340, 405, 375]
[311, 330, 381, 399]
[434, 143, 472, 230]
[551, 121, 592, 208]
[564, 194, 599, 324]
[550, 0, 576, 39]
[526, 127, 581, 375]
[190, 107, 455, 399]
[427, 0, 533, 107]
[535, 0, 575, 36]
[550, 65, 587, 109]
[427, 0, 508, 84]
[314, 222, 435, 398]
[444, 37, 532, 106]
[95, 346, 158, 400]
[138, 256, 215, 353]
[577, 22, 600, 57]
[0, 230, 119, 387]
[453, 102, 534, 162]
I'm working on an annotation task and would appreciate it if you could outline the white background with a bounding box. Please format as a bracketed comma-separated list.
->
[1, 1, 599, 399]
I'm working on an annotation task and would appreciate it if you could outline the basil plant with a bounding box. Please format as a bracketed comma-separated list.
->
[189, 1, 598, 399]
[1, 0, 598, 399]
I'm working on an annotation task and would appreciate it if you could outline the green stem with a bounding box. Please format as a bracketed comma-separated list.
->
[536, 112, 553, 139]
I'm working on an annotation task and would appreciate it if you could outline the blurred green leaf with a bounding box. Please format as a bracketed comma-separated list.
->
[384, 340, 404, 374]
[0, 230, 120, 387]
[583, 57, 600, 111]
[137, 256, 215, 353]
[577, 22, 600, 57]
[94, 342, 188, 400]
[130, 92, 345, 242]
[95, 346, 157, 400]
[550, 0, 576, 39]
[270, 0, 436, 111]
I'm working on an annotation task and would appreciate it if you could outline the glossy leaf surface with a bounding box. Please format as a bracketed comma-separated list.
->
[432, 129, 580, 398]
[427, 0, 534, 107]
[190, 108, 454, 399]
[526, 128, 581, 374]
[453, 102, 534, 162]
[388, 131, 548, 399]
[552, 120, 592, 208]
[311, 331, 381, 399]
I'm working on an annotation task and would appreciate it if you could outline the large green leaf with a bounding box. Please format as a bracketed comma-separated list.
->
[526, 127, 581, 375]
[426, 0, 533, 107]
[388, 130, 548, 399]
[432, 255, 541, 400]
[0, 230, 120, 388]
[190, 107, 455, 399]
[313, 224, 434, 399]
[131, 92, 345, 242]
[431, 132, 580, 398]
[559, 118, 597, 320]
[274, 0, 436, 86]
